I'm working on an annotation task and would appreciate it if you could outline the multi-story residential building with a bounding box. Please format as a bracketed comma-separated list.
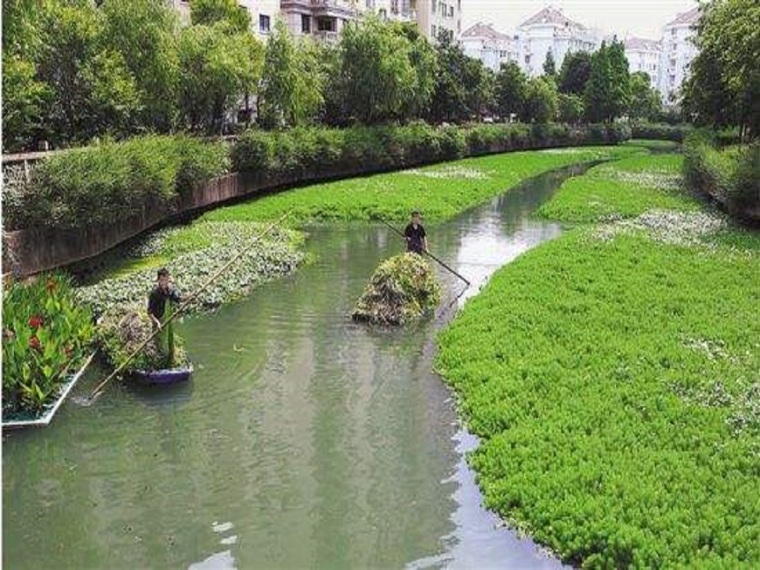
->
[280, 0, 365, 41]
[658, 7, 699, 103]
[167, 0, 278, 39]
[515, 6, 601, 77]
[623, 36, 661, 83]
[460, 22, 517, 72]
[418, 0, 462, 41]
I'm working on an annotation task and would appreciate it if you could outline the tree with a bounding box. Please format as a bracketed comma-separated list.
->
[190, 0, 251, 33]
[557, 93, 584, 124]
[259, 21, 323, 128]
[35, 2, 141, 144]
[607, 39, 631, 118]
[338, 17, 436, 124]
[523, 77, 558, 123]
[682, 0, 759, 139]
[428, 31, 492, 123]
[558, 51, 592, 95]
[584, 42, 614, 122]
[543, 50, 556, 77]
[100, 0, 180, 132]
[628, 72, 662, 121]
[177, 23, 263, 133]
[494, 61, 528, 121]
[1, 54, 50, 151]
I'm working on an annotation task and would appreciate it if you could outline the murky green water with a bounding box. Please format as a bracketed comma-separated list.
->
[3, 164, 589, 569]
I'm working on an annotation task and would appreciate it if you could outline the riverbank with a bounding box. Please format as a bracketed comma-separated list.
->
[437, 153, 760, 566]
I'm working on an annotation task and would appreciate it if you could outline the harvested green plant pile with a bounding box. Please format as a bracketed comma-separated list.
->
[98, 311, 188, 372]
[353, 253, 442, 325]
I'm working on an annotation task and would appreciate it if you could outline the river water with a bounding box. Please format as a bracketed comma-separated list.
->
[3, 164, 590, 569]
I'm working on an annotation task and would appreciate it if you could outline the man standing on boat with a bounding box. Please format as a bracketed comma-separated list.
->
[404, 210, 428, 255]
[148, 268, 181, 368]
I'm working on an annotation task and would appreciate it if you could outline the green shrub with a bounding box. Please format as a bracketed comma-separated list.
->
[5, 135, 228, 231]
[2, 273, 95, 416]
[631, 122, 693, 142]
[683, 131, 760, 218]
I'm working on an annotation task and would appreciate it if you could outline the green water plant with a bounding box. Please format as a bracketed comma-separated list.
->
[207, 145, 643, 225]
[353, 253, 441, 325]
[437, 152, 760, 566]
[2, 273, 95, 416]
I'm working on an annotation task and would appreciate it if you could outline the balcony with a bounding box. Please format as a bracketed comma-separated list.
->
[313, 30, 340, 42]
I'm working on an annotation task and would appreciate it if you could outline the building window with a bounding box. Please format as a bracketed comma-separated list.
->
[302, 14, 311, 34]
[259, 14, 270, 33]
[317, 17, 336, 32]
[379, 8, 387, 19]
[431, 24, 437, 37]
[449, 6, 453, 17]
[432, 0, 437, 12]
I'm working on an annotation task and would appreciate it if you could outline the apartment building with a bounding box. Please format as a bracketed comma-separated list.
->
[623, 37, 661, 84]
[167, 0, 278, 39]
[515, 7, 601, 77]
[460, 22, 517, 72]
[417, 0, 462, 41]
[658, 7, 699, 103]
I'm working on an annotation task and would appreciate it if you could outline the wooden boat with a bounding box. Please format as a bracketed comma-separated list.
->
[132, 363, 194, 386]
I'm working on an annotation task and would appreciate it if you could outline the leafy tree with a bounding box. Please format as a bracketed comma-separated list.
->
[338, 17, 436, 124]
[177, 23, 263, 133]
[1, 54, 50, 151]
[100, 0, 180, 132]
[629, 72, 662, 121]
[584, 42, 614, 122]
[35, 2, 141, 144]
[607, 39, 631, 119]
[190, 0, 251, 33]
[557, 93, 584, 124]
[682, 0, 759, 139]
[259, 20, 323, 128]
[428, 31, 493, 123]
[558, 51, 592, 95]
[494, 61, 528, 121]
[523, 77, 558, 123]
[543, 50, 556, 77]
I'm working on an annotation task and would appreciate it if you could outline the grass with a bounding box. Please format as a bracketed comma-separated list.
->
[538, 154, 700, 223]
[437, 153, 760, 567]
[204, 146, 644, 225]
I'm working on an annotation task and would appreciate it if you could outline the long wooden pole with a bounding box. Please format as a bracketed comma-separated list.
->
[87, 211, 291, 401]
[380, 220, 471, 286]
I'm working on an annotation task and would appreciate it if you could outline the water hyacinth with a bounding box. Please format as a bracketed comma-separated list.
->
[77, 222, 305, 317]
[352, 253, 442, 325]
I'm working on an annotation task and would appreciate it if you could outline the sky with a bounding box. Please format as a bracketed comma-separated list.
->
[461, 0, 699, 40]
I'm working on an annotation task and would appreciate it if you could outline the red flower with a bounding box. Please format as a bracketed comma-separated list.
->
[29, 336, 41, 351]
[28, 315, 44, 329]
[46, 277, 57, 293]
[64, 346, 73, 358]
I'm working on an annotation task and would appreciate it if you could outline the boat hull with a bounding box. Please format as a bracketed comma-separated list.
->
[133, 364, 193, 386]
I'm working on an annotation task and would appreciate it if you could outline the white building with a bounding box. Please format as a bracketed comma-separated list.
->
[460, 22, 517, 72]
[515, 6, 601, 77]
[419, 0, 462, 41]
[623, 36, 661, 83]
[658, 7, 700, 104]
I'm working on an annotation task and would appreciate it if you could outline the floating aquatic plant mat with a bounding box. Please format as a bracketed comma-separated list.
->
[76, 221, 305, 316]
[352, 253, 442, 325]
[98, 311, 189, 374]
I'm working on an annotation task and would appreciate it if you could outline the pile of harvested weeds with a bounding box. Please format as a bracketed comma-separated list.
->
[352, 253, 441, 325]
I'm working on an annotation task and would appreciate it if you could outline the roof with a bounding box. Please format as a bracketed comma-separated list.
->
[665, 7, 701, 27]
[624, 37, 661, 52]
[460, 22, 512, 41]
[519, 6, 584, 29]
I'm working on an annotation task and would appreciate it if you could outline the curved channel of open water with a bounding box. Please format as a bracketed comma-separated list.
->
[3, 163, 593, 569]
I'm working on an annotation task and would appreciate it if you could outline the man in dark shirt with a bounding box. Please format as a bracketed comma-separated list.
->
[404, 210, 428, 255]
[148, 268, 181, 331]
